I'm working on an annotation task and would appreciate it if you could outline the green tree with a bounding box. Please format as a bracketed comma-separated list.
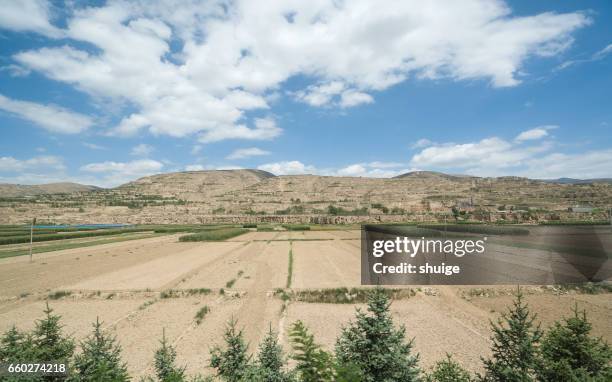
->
[209, 318, 251, 382]
[248, 325, 292, 382]
[0, 326, 39, 382]
[71, 318, 129, 381]
[479, 289, 542, 382]
[289, 320, 335, 382]
[154, 329, 185, 382]
[33, 303, 75, 364]
[537, 304, 611, 381]
[335, 288, 421, 382]
[426, 354, 471, 382]
[0, 326, 36, 363]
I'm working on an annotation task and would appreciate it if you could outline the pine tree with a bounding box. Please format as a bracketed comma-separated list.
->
[0, 326, 39, 382]
[32, 303, 75, 364]
[335, 288, 421, 382]
[209, 318, 251, 382]
[250, 325, 291, 382]
[154, 329, 185, 382]
[426, 354, 471, 382]
[72, 317, 130, 381]
[0, 326, 36, 363]
[480, 288, 542, 382]
[289, 320, 335, 382]
[537, 304, 611, 381]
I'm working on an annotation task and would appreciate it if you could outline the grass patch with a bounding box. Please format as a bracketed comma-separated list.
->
[0, 233, 158, 259]
[286, 245, 293, 288]
[0, 227, 158, 245]
[48, 290, 72, 300]
[278, 288, 415, 304]
[160, 288, 212, 298]
[138, 299, 157, 310]
[539, 220, 610, 226]
[257, 226, 275, 232]
[418, 224, 530, 236]
[179, 228, 248, 242]
[547, 283, 612, 295]
[282, 224, 311, 231]
[243, 223, 257, 228]
[194, 305, 210, 325]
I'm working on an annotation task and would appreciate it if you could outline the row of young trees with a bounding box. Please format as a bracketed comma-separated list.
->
[0, 288, 610, 381]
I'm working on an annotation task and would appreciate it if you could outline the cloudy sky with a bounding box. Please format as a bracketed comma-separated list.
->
[0, 0, 611, 187]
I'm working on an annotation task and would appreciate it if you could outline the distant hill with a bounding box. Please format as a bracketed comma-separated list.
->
[1, 169, 611, 224]
[540, 178, 612, 185]
[393, 171, 474, 181]
[0, 182, 100, 197]
[117, 169, 276, 201]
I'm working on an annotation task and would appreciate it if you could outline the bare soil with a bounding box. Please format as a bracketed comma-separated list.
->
[0, 231, 609, 378]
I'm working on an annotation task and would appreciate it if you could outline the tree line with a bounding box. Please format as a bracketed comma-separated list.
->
[1, 288, 610, 381]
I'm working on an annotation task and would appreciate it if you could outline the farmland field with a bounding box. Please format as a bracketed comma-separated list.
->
[0, 227, 610, 378]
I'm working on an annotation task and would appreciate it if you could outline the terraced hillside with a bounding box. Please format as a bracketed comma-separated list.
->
[0, 169, 611, 224]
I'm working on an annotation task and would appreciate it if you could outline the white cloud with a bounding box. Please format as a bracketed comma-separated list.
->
[335, 162, 410, 177]
[0, 155, 65, 172]
[408, 129, 612, 179]
[410, 137, 551, 174]
[257, 160, 409, 177]
[557, 42, 612, 70]
[293, 82, 374, 108]
[515, 125, 558, 142]
[226, 147, 271, 160]
[294, 81, 345, 107]
[185, 164, 205, 171]
[520, 150, 612, 179]
[0, 93, 93, 134]
[198, 117, 282, 143]
[83, 142, 106, 150]
[339, 90, 374, 108]
[80, 159, 164, 186]
[0, 64, 31, 77]
[0, 0, 62, 37]
[411, 139, 434, 149]
[130, 143, 155, 156]
[257, 161, 316, 175]
[366, 161, 404, 169]
[9, 0, 588, 140]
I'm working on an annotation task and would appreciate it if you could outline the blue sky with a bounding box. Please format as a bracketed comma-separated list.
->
[0, 0, 611, 187]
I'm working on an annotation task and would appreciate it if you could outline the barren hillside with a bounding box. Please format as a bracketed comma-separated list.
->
[0, 170, 610, 224]
[0, 182, 99, 197]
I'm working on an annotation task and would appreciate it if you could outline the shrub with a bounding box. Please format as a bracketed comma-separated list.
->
[195, 306, 210, 325]
[48, 290, 72, 300]
[290, 320, 335, 382]
[179, 228, 248, 242]
[288, 287, 414, 304]
[243, 224, 257, 228]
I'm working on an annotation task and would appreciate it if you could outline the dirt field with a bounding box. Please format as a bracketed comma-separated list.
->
[0, 230, 609, 378]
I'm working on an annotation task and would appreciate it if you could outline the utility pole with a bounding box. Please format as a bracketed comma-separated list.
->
[29, 217, 36, 263]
